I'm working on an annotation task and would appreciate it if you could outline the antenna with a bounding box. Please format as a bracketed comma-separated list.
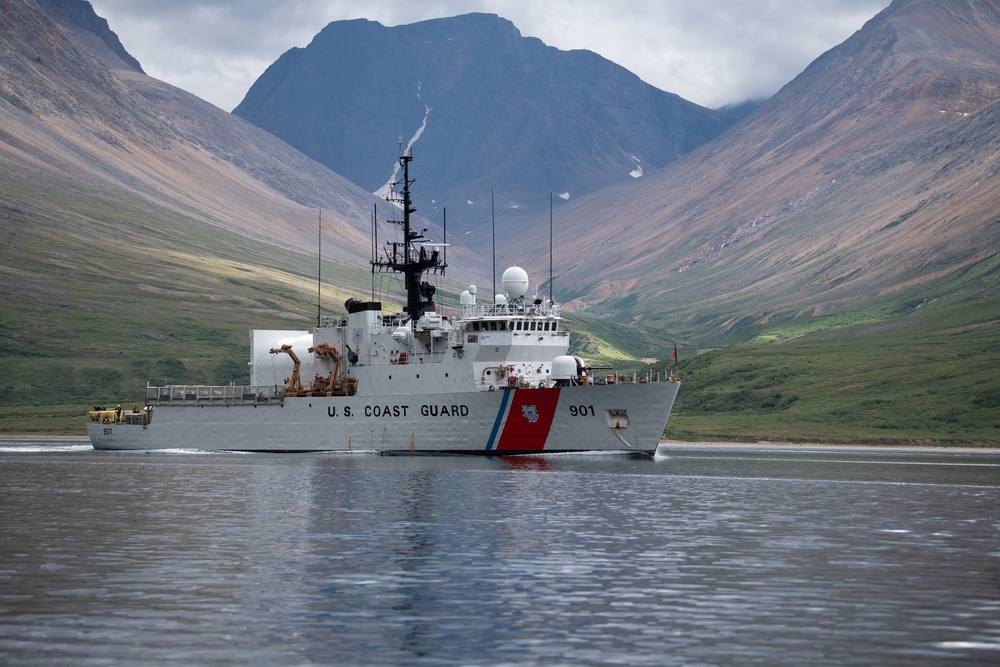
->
[549, 192, 553, 304]
[491, 189, 496, 307]
[371, 204, 377, 301]
[443, 207, 447, 276]
[316, 208, 322, 327]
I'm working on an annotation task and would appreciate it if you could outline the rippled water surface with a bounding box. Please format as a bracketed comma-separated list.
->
[1, 439, 998, 666]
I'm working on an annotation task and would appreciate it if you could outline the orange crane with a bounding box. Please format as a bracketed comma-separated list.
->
[307, 342, 342, 397]
[269, 344, 303, 395]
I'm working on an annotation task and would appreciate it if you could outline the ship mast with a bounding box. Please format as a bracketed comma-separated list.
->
[373, 154, 446, 324]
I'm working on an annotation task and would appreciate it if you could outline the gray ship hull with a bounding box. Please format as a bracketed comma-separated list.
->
[87, 382, 679, 454]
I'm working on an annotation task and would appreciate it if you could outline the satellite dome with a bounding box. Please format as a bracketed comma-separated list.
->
[501, 266, 529, 299]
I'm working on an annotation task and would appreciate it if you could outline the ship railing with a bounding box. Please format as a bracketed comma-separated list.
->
[460, 301, 562, 320]
[88, 408, 151, 425]
[591, 369, 681, 385]
[472, 368, 680, 391]
[318, 316, 348, 328]
[385, 348, 449, 366]
[145, 384, 286, 406]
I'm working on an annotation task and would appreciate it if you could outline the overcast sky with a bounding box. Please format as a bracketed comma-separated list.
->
[87, 0, 892, 112]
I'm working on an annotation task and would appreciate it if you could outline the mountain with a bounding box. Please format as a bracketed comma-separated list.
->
[1, 0, 492, 271]
[3, 0, 486, 266]
[232, 13, 732, 230]
[501, 0, 1000, 345]
[0, 0, 484, 407]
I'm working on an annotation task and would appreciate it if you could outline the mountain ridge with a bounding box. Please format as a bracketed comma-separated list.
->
[1, 0, 485, 275]
[493, 0, 1000, 344]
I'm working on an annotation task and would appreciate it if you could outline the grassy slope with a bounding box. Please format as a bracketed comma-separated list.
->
[0, 183, 370, 434]
[665, 255, 1000, 446]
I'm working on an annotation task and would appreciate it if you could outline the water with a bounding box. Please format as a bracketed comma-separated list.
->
[1, 438, 998, 666]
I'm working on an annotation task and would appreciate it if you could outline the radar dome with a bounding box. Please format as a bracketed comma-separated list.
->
[501, 266, 529, 299]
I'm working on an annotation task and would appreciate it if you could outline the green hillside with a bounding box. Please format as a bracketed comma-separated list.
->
[664, 260, 1000, 446]
[0, 184, 369, 433]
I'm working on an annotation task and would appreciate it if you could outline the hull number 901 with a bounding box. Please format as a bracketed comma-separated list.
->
[569, 405, 595, 417]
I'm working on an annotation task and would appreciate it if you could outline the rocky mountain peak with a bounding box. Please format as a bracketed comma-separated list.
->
[234, 12, 733, 231]
[36, 0, 143, 73]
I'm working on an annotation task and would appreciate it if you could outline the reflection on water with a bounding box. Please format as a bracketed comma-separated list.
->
[1, 439, 998, 666]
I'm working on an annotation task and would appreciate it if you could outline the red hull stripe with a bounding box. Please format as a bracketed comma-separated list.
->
[495, 388, 561, 451]
[484, 387, 513, 451]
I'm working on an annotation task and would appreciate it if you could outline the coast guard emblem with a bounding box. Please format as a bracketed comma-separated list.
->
[521, 404, 539, 423]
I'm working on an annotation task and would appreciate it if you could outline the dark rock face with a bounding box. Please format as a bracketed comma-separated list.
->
[36, 0, 144, 73]
[233, 13, 733, 229]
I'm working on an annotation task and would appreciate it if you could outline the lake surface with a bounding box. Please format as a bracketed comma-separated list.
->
[1, 438, 998, 666]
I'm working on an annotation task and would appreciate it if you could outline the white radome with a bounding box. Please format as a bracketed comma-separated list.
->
[501, 266, 529, 299]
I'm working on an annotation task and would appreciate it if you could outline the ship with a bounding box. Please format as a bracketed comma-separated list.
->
[87, 155, 680, 454]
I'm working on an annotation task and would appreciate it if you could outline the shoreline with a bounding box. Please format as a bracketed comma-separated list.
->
[658, 439, 1000, 451]
[0, 435, 90, 441]
[1, 435, 995, 453]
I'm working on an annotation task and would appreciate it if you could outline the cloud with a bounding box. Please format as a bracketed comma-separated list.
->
[88, 0, 891, 111]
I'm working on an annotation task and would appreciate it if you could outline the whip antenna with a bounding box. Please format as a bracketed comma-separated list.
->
[491, 189, 496, 308]
[549, 192, 553, 304]
[316, 209, 322, 326]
